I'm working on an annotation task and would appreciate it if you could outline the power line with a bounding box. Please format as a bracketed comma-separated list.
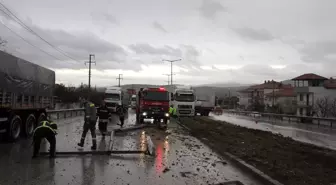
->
[0, 2, 81, 62]
[0, 20, 62, 61]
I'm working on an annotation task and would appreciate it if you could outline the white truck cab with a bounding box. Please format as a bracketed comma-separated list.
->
[172, 86, 196, 117]
[104, 87, 123, 112]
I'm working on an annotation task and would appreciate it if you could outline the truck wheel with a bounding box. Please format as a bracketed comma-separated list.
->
[205, 112, 210, 116]
[8, 115, 22, 142]
[37, 113, 46, 124]
[23, 114, 36, 137]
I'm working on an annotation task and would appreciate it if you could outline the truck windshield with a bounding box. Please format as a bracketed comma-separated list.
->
[143, 91, 169, 101]
[131, 97, 136, 101]
[175, 93, 195, 102]
[105, 93, 120, 100]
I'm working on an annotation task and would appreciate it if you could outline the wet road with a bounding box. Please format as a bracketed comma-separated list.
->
[212, 113, 336, 150]
[0, 110, 262, 185]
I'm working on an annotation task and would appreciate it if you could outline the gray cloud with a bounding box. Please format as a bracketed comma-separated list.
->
[0, 14, 130, 70]
[128, 43, 182, 57]
[152, 21, 167, 33]
[300, 41, 336, 63]
[199, 0, 227, 19]
[233, 27, 274, 41]
[90, 12, 119, 25]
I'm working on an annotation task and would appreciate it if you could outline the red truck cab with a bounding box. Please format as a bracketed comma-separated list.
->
[136, 87, 170, 126]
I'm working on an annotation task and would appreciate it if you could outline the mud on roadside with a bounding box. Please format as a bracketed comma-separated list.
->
[179, 117, 336, 185]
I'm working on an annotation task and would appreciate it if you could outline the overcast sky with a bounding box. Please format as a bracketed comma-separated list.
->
[1, 0, 335, 86]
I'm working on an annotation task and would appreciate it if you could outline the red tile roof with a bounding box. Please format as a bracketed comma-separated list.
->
[265, 87, 295, 97]
[292, 73, 328, 80]
[324, 79, 336, 89]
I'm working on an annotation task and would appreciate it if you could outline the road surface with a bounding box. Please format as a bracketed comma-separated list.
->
[0, 110, 262, 185]
[212, 113, 336, 150]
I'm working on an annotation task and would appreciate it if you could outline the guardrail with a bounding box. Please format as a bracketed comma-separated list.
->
[224, 110, 336, 128]
[47, 108, 84, 120]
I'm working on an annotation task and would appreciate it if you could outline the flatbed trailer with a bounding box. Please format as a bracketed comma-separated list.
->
[0, 51, 55, 141]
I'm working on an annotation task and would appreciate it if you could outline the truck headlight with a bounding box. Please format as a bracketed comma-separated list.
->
[142, 112, 147, 116]
[165, 113, 169, 117]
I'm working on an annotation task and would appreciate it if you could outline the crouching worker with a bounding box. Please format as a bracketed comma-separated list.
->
[116, 105, 126, 127]
[97, 100, 109, 137]
[32, 119, 58, 158]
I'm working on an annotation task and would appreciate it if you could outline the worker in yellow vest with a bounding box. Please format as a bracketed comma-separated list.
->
[32, 119, 58, 158]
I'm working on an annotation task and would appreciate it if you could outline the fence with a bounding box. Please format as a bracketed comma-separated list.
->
[47, 108, 84, 120]
[224, 110, 336, 128]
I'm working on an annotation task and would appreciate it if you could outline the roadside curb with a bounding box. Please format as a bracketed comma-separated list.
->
[176, 117, 284, 185]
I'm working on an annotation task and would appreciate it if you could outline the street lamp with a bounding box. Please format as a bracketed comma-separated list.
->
[162, 59, 181, 86]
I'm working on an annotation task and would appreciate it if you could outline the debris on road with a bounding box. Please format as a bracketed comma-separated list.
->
[180, 117, 336, 185]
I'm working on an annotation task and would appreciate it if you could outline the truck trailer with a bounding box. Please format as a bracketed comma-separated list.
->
[0, 51, 55, 141]
[194, 92, 215, 116]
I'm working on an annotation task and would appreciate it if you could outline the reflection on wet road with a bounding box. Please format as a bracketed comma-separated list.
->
[212, 113, 336, 150]
[0, 110, 262, 185]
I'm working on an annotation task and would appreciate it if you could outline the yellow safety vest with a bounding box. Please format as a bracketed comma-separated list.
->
[34, 121, 58, 134]
[169, 107, 173, 114]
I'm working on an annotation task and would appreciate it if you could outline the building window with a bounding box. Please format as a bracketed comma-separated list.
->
[300, 108, 303, 115]
[299, 94, 303, 101]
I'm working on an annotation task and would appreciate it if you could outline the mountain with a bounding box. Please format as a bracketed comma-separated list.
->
[96, 83, 250, 99]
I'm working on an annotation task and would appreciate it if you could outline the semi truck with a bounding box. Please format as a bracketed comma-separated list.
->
[0, 51, 55, 141]
[171, 85, 195, 117]
[104, 86, 123, 113]
[195, 92, 216, 116]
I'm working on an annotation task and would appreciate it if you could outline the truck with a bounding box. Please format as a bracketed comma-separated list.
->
[136, 87, 170, 127]
[171, 85, 195, 117]
[130, 94, 136, 109]
[104, 87, 123, 113]
[195, 92, 216, 116]
[0, 51, 55, 141]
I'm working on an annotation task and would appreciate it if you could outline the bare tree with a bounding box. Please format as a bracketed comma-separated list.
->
[330, 98, 336, 118]
[0, 37, 7, 50]
[314, 96, 331, 117]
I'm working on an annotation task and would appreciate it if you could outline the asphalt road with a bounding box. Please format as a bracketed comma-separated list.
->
[0, 110, 262, 185]
[212, 113, 336, 150]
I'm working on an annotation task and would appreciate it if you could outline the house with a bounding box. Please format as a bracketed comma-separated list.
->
[238, 80, 290, 111]
[292, 73, 336, 117]
[264, 86, 296, 114]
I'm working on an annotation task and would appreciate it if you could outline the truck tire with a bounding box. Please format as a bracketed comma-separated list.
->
[23, 114, 36, 137]
[205, 111, 210, 116]
[7, 115, 22, 142]
[37, 113, 46, 124]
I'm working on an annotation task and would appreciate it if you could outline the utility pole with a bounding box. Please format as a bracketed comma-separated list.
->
[163, 74, 171, 85]
[272, 79, 275, 108]
[116, 74, 123, 87]
[163, 59, 181, 86]
[85, 54, 95, 98]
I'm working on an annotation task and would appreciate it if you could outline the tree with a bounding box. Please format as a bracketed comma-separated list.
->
[314, 96, 331, 117]
[330, 98, 336, 117]
[0, 37, 7, 50]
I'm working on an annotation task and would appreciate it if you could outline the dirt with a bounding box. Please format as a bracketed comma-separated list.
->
[180, 117, 336, 185]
